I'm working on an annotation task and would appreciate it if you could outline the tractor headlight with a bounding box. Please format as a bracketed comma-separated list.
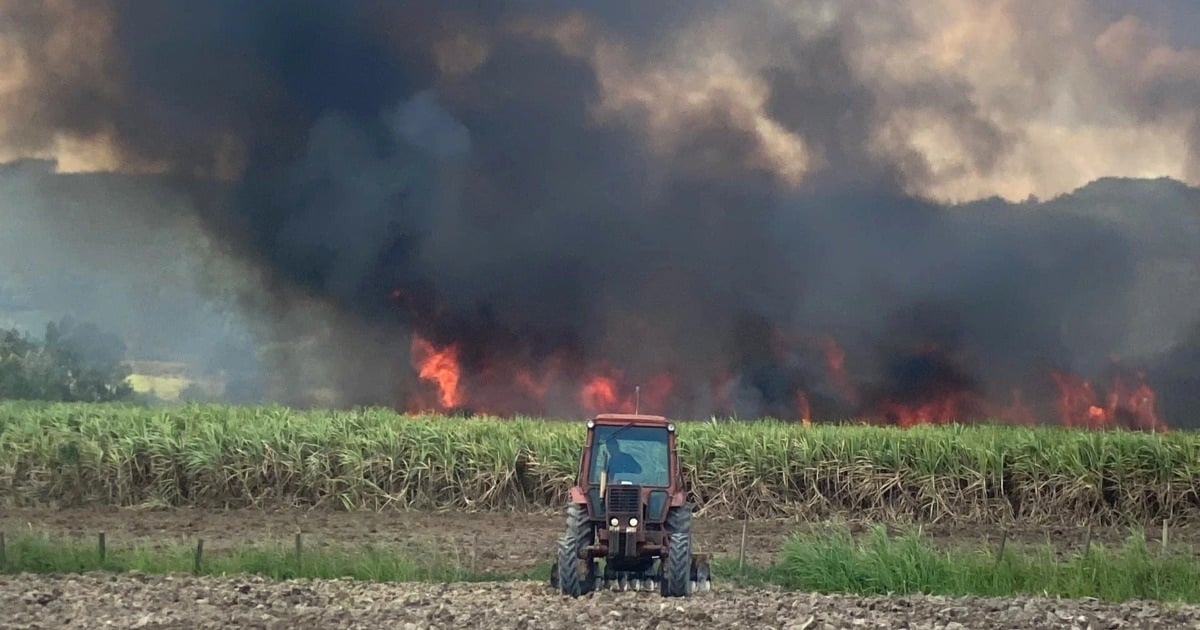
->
[610, 517, 619, 526]
[587, 419, 595, 428]
[667, 423, 675, 432]
[628, 517, 638, 527]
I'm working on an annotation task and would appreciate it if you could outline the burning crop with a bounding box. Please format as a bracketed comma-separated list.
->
[403, 323, 1169, 432]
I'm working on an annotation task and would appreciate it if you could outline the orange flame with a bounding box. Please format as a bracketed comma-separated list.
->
[1108, 370, 1167, 432]
[795, 391, 812, 427]
[1051, 372, 1107, 429]
[398, 313, 1167, 432]
[579, 370, 675, 414]
[1050, 369, 1166, 432]
[878, 394, 966, 428]
[580, 374, 622, 412]
[411, 335, 463, 408]
[819, 336, 860, 406]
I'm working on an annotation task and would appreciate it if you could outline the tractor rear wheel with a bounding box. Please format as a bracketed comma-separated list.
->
[556, 503, 595, 597]
[661, 505, 693, 597]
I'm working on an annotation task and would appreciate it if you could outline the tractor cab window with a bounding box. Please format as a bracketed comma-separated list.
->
[588, 425, 670, 487]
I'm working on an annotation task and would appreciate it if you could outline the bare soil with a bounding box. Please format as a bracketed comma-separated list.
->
[3, 573, 1198, 629]
[2, 508, 1198, 574]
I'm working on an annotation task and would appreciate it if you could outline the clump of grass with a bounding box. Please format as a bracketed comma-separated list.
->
[0, 531, 535, 583]
[1, 401, 1198, 524]
[5, 527, 1199, 605]
[776, 524, 1200, 603]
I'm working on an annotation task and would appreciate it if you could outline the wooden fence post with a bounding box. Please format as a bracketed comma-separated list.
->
[738, 519, 748, 571]
[98, 532, 106, 563]
[193, 539, 204, 575]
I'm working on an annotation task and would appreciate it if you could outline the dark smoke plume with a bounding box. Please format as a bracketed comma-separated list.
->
[2, 1, 1200, 423]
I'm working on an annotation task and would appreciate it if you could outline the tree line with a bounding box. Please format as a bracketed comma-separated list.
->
[0, 316, 134, 402]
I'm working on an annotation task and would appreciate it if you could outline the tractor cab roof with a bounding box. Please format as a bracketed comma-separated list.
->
[590, 412, 676, 432]
[590, 413, 670, 427]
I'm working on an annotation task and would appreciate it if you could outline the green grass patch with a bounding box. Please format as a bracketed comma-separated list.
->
[3, 526, 1199, 604]
[0, 532, 536, 583]
[775, 524, 1200, 603]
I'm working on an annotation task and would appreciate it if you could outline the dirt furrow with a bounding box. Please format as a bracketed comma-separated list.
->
[3, 573, 1198, 630]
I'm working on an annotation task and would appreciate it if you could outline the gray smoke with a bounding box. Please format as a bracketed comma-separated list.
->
[1, 1, 1199, 423]
[0, 160, 264, 400]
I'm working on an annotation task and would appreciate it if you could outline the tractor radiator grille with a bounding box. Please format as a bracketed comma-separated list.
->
[605, 486, 640, 515]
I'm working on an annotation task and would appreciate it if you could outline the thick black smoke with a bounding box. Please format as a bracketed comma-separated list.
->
[3, 1, 1200, 423]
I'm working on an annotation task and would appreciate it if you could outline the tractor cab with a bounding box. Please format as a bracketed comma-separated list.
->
[551, 414, 710, 597]
[576, 415, 679, 530]
[588, 421, 669, 486]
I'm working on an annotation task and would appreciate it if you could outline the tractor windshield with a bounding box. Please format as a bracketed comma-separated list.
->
[588, 424, 670, 487]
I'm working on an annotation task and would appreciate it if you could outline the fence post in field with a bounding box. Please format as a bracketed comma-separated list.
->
[98, 532, 106, 564]
[1083, 523, 1093, 558]
[194, 539, 204, 575]
[738, 519, 748, 571]
[0, 531, 6, 570]
[295, 532, 303, 568]
[992, 529, 1007, 567]
[1162, 519, 1169, 555]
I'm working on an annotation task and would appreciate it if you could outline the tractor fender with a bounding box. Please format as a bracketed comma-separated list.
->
[669, 490, 688, 507]
[569, 486, 588, 504]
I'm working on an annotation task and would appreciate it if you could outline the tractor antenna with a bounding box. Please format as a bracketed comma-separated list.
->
[635, 385, 641, 414]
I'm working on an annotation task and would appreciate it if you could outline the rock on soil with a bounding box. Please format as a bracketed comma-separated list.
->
[2, 573, 1198, 629]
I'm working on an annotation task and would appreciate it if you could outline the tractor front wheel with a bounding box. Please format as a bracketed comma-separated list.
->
[556, 503, 595, 597]
[661, 505, 693, 597]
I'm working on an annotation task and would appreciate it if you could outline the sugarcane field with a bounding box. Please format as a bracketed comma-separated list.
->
[6, 0, 1200, 627]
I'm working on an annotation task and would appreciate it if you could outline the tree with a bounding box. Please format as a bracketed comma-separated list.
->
[0, 328, 38, 398]
[0, 316, 133, 402]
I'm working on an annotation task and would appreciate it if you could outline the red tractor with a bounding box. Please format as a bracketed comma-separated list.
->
[549, 413, 712, 597]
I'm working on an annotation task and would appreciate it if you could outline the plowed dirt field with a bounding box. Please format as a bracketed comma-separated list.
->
[4, 574, 1199, 629]
[3, 508, 1200, 629]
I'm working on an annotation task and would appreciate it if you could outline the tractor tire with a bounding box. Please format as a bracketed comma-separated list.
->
[661, 505, 693, 597]
[556, 503, 594, 597]
[662, 531, 692, 597]
[666, 502, 693, 534]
